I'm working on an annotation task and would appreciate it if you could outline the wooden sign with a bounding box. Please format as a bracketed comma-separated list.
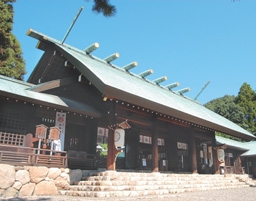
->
[35, 124, 47, 139]
[49, 127, 61, 140]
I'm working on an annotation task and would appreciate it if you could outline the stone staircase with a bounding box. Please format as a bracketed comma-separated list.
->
[59, 171, 255, 198]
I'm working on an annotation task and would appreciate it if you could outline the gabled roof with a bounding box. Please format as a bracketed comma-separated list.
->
[26, 29, 255, 140]
[0, 75, 101, 118]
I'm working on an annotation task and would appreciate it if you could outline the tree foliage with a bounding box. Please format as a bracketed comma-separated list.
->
[0, 0, 26, 80]
[205, 95, 244, 125]
[205, 83, 256, 136]
[235, 83, 256, 134]
[91, 0, 116, 17]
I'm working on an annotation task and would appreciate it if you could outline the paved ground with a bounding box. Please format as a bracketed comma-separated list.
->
[1, 187, 256, 201]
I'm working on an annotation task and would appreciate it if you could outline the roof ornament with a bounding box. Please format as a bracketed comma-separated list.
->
[165, 82, 180, 90]
[61, 7, 84, 44]
[153, 76, 168, 84]
[84, 43, 100, 54]
[176, 88, 190, 95]
[122, 62, 138, 71]
[104, 53, 120, 63]
[139, 69, 153, 78]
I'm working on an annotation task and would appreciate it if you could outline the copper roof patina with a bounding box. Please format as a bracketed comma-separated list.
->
[0, 75, 101, 118]
[19, 29, 256, 140]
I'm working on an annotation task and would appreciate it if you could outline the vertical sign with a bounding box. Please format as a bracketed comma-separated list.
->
[55, 112, 66, 151]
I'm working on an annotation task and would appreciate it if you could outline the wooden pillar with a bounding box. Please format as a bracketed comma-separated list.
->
[107, 129, 116, 170]
[151, 120, 159, 172]
[191, 132, 197, 173]
[213, 137, 220, 174]
[106, 102, 117, 171]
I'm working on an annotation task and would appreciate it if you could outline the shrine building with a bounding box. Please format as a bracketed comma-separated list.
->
[0, 29, 254, 173]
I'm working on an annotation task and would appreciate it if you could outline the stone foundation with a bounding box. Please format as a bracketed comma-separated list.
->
[0, 164, 87, 198]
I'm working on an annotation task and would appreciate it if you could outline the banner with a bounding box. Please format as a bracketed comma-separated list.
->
[114, 128, 125, 148]
[55, 112, 66, 151]
[217, 149, 225, 163]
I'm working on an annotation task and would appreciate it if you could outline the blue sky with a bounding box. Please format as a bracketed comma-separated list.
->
[13, 0, 256, 104]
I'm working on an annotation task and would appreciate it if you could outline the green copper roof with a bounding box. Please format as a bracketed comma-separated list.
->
[216, 136, 256, 156]
[241, 141, 256, 156]
[26, 29, 255, 140]
[215, 136, 248, 151]
[0, 75, 101, 117]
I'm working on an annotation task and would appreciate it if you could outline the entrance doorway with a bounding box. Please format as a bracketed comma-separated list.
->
[177, 142, 189, 172]
[196, 139, 213, 174]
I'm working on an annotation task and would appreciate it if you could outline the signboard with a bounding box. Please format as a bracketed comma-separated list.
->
[49, 127, 61, 140]
[177, 142, 188, 150]
[35, 124, 47, 139]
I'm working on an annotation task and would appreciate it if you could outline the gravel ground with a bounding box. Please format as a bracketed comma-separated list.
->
[1, 187, 256, 201]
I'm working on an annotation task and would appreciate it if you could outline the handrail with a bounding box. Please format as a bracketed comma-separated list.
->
[0, 144, 67, 153]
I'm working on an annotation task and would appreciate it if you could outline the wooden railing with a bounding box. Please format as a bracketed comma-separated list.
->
[0, 132, 96, 169]
[0, 144, 67, 168]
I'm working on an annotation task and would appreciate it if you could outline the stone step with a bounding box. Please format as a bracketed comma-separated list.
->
[83, 175, 236, 182]
[59, 185, 250, 198]
[88, 172, 227, 178]
[75, 178, 243, 186]
[68, 183, 248, 192]
[69, 181, 248, 192]
[65, 171, 254, 198]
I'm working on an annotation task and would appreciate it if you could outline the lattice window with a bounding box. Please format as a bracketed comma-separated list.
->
[0, 132, 25, 146]
[0, 111, 26, 133]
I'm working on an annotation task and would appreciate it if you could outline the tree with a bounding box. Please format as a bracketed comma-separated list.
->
[91, 0, 116, 17]
[235, 83, 256, 134]
[205, 83, 256, 137]
[205, 95, 246, 127]
[0, 0, 26, 80]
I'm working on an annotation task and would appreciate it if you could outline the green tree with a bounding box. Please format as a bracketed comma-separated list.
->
[91, 0, 116, 17]
[205, 95, 246, 127]
[0, 0, 26, 80]
[235, 83, 256, 134]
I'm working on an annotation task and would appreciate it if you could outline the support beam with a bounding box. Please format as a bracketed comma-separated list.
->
[191, 131, 197, 173]
[106, 102, 117, 171]
[28, 77, 74, 92]
[107, 129, 116, 170]
[151, 119, 159, 172]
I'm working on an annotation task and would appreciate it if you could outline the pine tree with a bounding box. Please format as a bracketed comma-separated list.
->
[92, 0, 116, 17]
[0, 0, 26, 80]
